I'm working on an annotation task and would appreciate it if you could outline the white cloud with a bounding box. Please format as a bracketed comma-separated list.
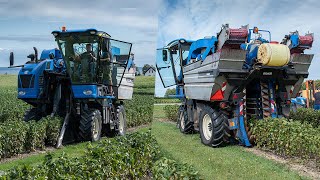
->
[0, 0, 160, 67]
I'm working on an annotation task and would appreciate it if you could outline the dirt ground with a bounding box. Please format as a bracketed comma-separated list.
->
[245, 147, 320, 180]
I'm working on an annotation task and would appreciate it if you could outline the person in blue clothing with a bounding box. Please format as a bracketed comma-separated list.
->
[314, 91, 320, 110]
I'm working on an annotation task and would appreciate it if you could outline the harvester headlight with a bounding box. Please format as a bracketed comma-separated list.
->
[83, 90, 93, 95]
[179, 39, 186, 44]
[52, 32, 59, 37]
[24, 70, 29, 74]
[89, 30, 96, 35]
[18, 91, 26, 96]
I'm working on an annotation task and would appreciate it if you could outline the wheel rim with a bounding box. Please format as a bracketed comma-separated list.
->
[92, 116, 100, 139]
[180, 112, 185, 130]
[119, 111, 125, 134]
[202, 114, 212, 140]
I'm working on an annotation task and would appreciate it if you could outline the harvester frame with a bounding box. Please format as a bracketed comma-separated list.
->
[156, 24, 314, 147]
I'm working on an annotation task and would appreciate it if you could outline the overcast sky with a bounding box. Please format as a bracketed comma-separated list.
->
[0, 0, 159, 67]
[155, 0, 320, 96]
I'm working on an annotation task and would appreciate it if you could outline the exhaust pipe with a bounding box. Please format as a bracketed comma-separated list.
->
[33, 47, 38, 63]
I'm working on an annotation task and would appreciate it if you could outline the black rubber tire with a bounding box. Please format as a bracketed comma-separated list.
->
[199, 105, 230, 147]
[79, 109, 102, 142]
[23, 108, 42, 122]
[178, 106, 194, 134]
[116, 105, 127, 136]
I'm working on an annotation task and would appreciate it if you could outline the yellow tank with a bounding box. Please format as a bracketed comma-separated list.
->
[257, 43, 290, 66]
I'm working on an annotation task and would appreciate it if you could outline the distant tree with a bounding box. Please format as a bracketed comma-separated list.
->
[301, 80, 320, 90]
[142, 64, 155, 74]
[165, 88, 176, 98]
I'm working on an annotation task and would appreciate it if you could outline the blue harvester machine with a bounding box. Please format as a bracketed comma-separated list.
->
[156, 24, 314, 147]
[10, 28, 135, 147]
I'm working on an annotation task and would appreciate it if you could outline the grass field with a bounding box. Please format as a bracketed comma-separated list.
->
[152, 105, 308, 180]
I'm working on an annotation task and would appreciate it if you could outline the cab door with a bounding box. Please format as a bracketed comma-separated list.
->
[156, 48, 180, 87]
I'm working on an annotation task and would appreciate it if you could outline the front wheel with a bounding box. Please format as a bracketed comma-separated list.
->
[79, 109, 102, 142]
[199, 105, 230, 147]
[178, 106, 194, 134]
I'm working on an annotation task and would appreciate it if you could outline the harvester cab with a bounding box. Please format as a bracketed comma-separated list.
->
[11, 28, 134, 148]
[156, 24, 314, 147]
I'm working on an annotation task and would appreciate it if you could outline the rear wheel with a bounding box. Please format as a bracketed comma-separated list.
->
[79, 109, 102, 142]
[23, 108, 42, 122]
[199, 105, 230, 147]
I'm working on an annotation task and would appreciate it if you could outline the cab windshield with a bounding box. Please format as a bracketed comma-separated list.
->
[57, 35, 99, 84]
[56, 34, 132, 87]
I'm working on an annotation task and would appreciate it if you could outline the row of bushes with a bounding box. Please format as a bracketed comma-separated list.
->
[0, 87, 28, 123]
[250, 118, 320, 165]
[125, 94, 154, 127]
[154, 98, 181, 104]
[164, 105, 180, 122]
[0, 116, 62, 158]
[1, 131, 200, 179]
[289, 108, 320, 128]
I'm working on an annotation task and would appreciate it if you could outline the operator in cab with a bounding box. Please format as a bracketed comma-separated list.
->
[75, 43, 96, 82]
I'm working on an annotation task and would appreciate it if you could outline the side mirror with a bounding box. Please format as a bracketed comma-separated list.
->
[162, 50, 168, 61]
[9, 52, 14, 66]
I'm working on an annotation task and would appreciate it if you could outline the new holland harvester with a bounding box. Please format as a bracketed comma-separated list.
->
[156, 24, 314, 147]
[9, 28, 135, 147]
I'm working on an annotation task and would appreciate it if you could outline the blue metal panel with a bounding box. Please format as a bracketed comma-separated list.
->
[289, 34, 299, 48]
[111, 46, 120, 56]
[187, 37, 217, 64]
[72, 85, 98, 98]
[17, 88, 39, 98]
[40, 48, 62, 60]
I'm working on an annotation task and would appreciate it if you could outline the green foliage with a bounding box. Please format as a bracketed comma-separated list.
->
[133, 76, 155, 89]
[251, 118, 320, 165]
[154, 97, 181, 104]
[289, 108, 320, 128]
[125, 94, 154, 127]
[25, 120, 47, 152]
[0, 87, 28, 122]
[0, 116, 62, 159]
[125, 76, 155, 128]
[164, 88, 176, 98]
[153, 157, 200, 179]
[1, 131, 198, 179]
[0, 120, 28, 158]
[163, 105, 179, 122]
[41, 116, 63, 146]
